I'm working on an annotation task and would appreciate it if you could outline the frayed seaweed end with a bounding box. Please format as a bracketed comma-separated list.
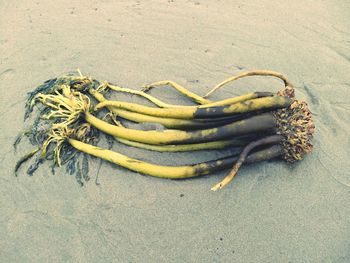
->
[14, 147, 40, 176]
[26, 158, 44, 176]
[24, 78, 58, 120]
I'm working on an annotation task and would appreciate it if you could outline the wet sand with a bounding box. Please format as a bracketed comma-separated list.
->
[1, 0, 350, 262]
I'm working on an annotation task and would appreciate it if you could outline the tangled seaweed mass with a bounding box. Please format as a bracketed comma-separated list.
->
[15, 70, 315, 190]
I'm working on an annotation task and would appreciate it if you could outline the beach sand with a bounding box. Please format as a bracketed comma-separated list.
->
[1, 0, 350, 262]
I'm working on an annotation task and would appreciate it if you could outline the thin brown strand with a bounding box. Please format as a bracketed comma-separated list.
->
[204, 70, 293, 98]
[211, 134, 284, 191]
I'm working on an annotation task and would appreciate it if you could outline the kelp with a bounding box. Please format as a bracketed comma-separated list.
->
[15, 70, 314, 190]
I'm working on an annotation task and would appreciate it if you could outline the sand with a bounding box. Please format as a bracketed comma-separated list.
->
[1, 0, 350, 262]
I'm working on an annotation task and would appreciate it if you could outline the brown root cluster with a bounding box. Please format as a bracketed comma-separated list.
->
[274, 87, 315, 163]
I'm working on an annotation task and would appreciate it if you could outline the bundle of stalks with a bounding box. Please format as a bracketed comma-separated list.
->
[15, 70, 314, 190]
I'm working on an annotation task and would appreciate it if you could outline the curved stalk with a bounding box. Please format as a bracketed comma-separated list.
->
[211, 134, 284, 191]
[89, 88, 241, 129]
[103, 82, 184, 108]
[85, 112, 277, 145]
[142, 80, 211, 105]
[95, 96, 292, 119]
[114, 137, 247, 152]
[69, 138, 283, 179]
[205, 70, 293, 98]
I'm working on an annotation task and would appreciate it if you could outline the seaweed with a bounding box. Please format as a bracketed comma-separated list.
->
[26, 157, 44, 176]
[74, 159, 84, 186]
[14, 147, 40, 176]
[81, 154, 90, 182]
[66, 154, 77, 175]
[24, 78, 57, 120]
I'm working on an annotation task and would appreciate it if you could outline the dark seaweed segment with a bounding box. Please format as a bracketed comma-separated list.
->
[169, 113, 276, 145]
[25, 78, 57, 120]
[193, 144, 283, 175]
[26, 157, 44, 176]
[75, 161, 84, 186]
[13, 133, 25, 150]
[66, 154, 78, 175]
[81, 154, 90, 182]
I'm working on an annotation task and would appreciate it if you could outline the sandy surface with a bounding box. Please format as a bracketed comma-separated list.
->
[1, 0, 350, 262]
